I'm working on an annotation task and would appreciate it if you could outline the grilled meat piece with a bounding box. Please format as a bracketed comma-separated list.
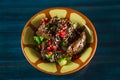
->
[67, 32, 86, 55]
[36, 24, 52, 39]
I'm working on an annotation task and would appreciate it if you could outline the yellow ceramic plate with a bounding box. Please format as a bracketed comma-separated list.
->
[21, 7, 97, 75]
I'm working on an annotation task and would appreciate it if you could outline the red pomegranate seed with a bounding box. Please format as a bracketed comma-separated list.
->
[45, 18, 49, 23]
[63, 26, 67, 30]
[48, 52, 53, 54]
[49, 45, 53, 50]
[47, 47, 51, 51]
[61, 20, 65, 24]
[60, 31, 66, 38]
[52, 45, 57, 50]
[48, 39, 52, 45]
[61, 35, 66, 38]
[60, 30, 64, 33]
[38, 45, 42, 49]
[40, 19, 45, 24]
[62, 19, 67, 24]
[61, 31, 65, 35]
[56, 33, 59, 36]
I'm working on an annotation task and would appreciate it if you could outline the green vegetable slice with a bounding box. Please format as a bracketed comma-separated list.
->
[57, 58, 67, 66]
[57, 56, 72, 66]
[33, 36, 44, 44]
[45, 54, 54, 59]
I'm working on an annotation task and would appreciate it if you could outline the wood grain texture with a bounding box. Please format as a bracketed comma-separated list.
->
[0, 0, 120, 80]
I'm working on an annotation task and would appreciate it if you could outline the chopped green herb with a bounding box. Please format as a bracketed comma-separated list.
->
[45, 54, 54, 59]
[57, 57, 67, 66]
[33, 36, 45, 44]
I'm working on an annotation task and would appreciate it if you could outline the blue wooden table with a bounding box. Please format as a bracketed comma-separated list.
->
[0, 0, 120, 80]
